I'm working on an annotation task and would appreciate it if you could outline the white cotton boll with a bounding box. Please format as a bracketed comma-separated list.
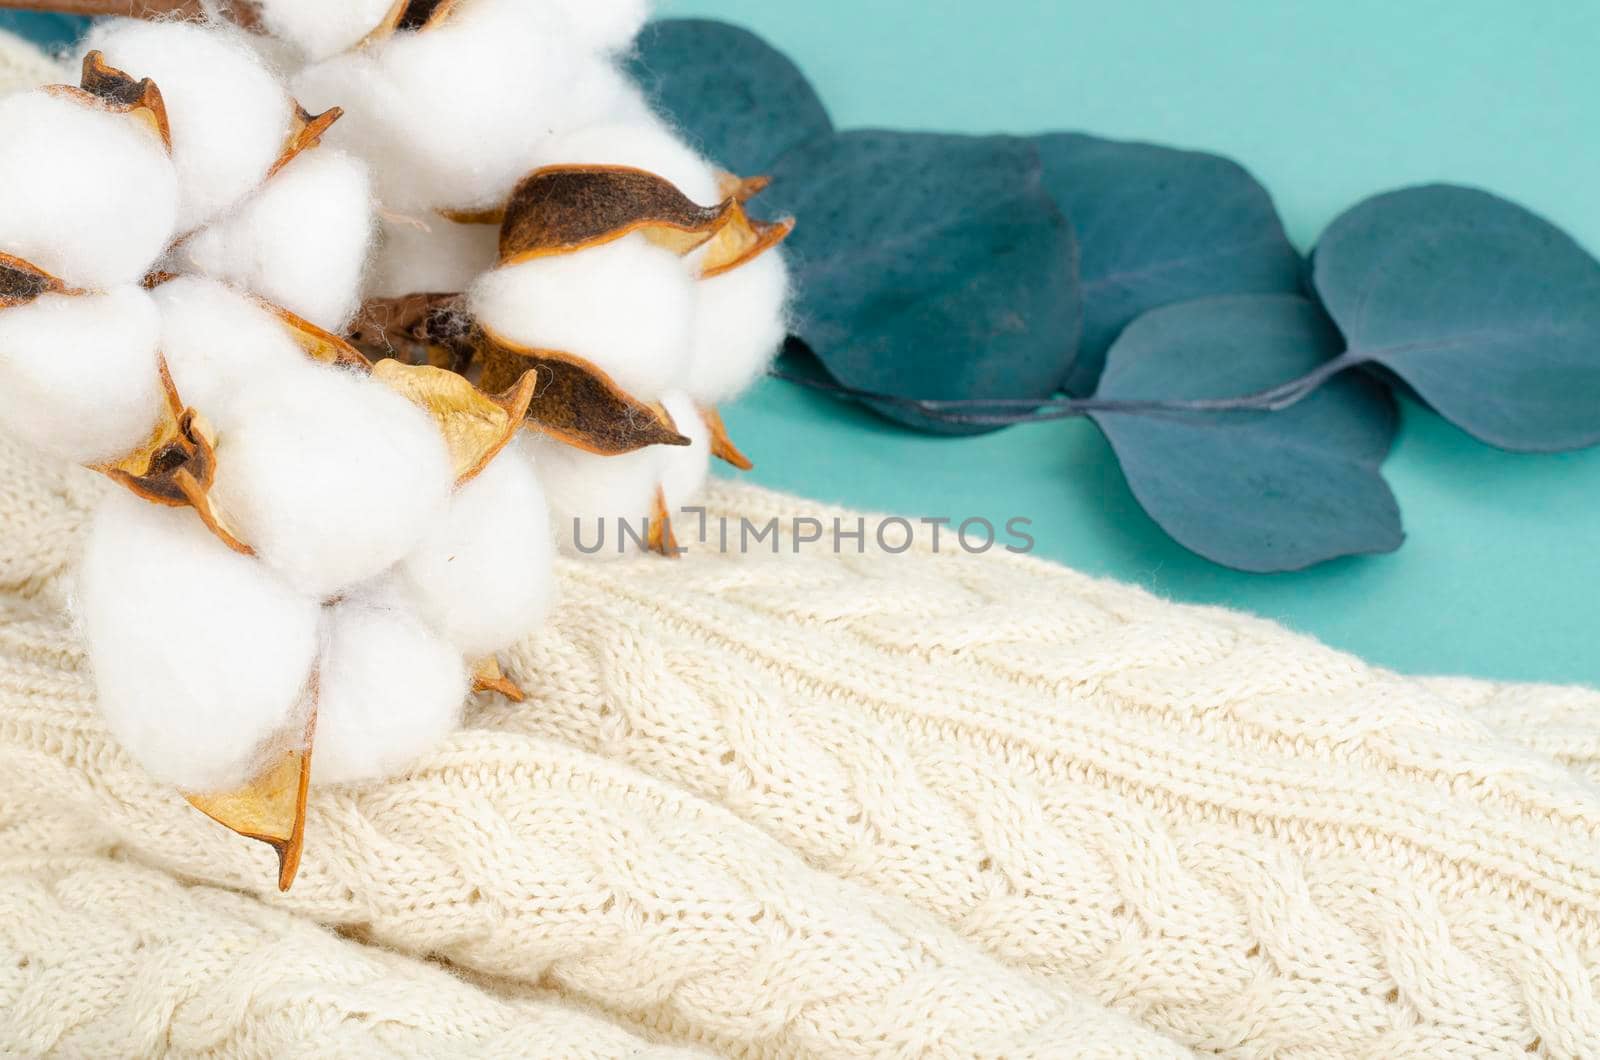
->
[210, 363, 454, 598]
[74, 492, 320, 793]
[529, 437, 661, 558]
[529, 393, 707, 559]
[687, 251, 791, 406]
[151, 276, 306, 423]
[310, 588, 468, 785]
[181, 150, 374, 330]
[86, 19, 294, 230]
[0, 90, 177, 289]
[531, 117, 722, 206]
[255, 0, 395, 62]
[292, 3, 580, 212]
[367, 215, 499, 299]
[0, 287, 163, 465]
[397, 439, 554, 656]
[470, 235, 695, 400]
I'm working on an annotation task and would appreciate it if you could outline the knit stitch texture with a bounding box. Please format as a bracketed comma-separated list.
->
[3, 31, 1600, 1059]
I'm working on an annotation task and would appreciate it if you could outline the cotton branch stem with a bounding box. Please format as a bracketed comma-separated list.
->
[0, 0, 260, 27]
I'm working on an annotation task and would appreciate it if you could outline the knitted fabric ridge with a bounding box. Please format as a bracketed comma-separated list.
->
[5, 35, 1600, 1060]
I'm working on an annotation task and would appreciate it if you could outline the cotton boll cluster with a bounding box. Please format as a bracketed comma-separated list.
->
[0, 0, 797, 808]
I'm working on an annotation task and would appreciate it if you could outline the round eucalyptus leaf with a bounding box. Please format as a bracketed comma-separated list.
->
[767, 130, 1081, 435]
[628, 19, 833, 178]
[1314, 184, 1600, 452]
[1092, 294, 1402, 572]
[1037, 133, 1303, 396]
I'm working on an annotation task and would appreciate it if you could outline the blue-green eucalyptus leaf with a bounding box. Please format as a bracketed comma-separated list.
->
[1314, 184, 1600, 452]
[628, 18, 833, 178]
[1037, 133, 1303, 396]
[1091, 294, 1402, 572]
[766, 130, 1081, 435]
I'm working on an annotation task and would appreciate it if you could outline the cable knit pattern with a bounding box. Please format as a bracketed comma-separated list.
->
[4, 30, 1600, 1059]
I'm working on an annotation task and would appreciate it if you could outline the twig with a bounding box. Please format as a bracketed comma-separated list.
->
[0, 0, 260, 28]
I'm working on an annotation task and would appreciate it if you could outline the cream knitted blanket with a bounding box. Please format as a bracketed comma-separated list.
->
[4, 32, 1600, 1060]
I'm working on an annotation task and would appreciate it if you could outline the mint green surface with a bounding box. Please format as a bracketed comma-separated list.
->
[660, 0, 1600, 686]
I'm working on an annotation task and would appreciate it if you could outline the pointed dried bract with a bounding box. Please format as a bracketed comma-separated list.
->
[476, 325, 690, 456]
[77, 50, 173, 150]
[493, 165, 743, 263]
[700, 207, 794, 279]
[648, 486, 680, 557]
[701, 406, 754, 471]
[0, 252, 73, 308]
[266, 301, 374, 370]
[470, 656, 525, 702]
[716, 171, 771, 204]
[93, 360, 254, 555]
[371, 358, 537, 485]
[185, 707, 315, 893]
[267, 103, 344, 180]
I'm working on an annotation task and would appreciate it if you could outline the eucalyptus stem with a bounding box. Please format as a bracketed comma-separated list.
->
[771, 349, 1372, 428]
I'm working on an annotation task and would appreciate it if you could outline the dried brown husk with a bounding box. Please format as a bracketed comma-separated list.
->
[44, 51, 172, 151]
[0, 252, 75, 308]
[475, 324, 690, 456]
[185, 705, 315, 893]
[716, 171, 771, 204]
[364, 0, 459, 43]
[92, 360, 254, 555]
[467, 165, 793, 276]
[267, 103, 344, 180]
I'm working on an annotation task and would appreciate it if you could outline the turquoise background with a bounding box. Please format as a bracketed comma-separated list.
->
[5, 6, 1596, 685]
[657, 0, 1600, 687]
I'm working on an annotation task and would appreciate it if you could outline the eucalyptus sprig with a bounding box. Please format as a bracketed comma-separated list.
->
[633, 19, 1600, 573]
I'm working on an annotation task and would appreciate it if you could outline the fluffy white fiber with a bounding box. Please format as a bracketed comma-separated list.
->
[310, 587, 469, 785]
[86, 19, 294, 231]
[658, 389, 712, 512]
[399, 440, 555, 656]
[545, 0, 652, 55]
[532, 117, 721, 207]
[292, 2, 581, 212]
[687, 250, 791, 406]
[531, 390, 710, 557]
[150, 276, 307, 423]
[182, 149, 374, 329]
[0, 287, 162, 465]
[367, 215, 499, 300]
[210, 363, 454, 599]
[253, 0, 395, 62]
[470, 234, 696, 400]
[0, 89, 177, 290]
[74, 491, 321, 793]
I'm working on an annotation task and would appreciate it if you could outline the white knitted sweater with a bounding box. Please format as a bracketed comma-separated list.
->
[4, 34, 1600, 1060]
